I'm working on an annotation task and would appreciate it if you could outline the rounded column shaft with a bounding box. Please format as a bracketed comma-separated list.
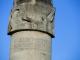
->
[10, 31, 51, 60]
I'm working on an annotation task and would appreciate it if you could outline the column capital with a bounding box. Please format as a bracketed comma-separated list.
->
[8, 0, 55, 38]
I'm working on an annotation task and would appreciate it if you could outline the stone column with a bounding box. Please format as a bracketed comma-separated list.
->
[8, 0, 55, 60]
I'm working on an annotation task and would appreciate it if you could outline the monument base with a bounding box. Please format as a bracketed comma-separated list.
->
[10, 31, 52, 60]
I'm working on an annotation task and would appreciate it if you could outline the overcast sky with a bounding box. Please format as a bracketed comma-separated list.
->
[0, 0, 80, 60]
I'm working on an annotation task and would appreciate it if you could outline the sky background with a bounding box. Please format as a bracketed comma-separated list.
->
[0, 0, 80, 60]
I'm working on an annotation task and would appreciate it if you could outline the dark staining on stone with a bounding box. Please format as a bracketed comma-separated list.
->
[8, 22, 12, 32]
[22, 17, 31, 22]
[46, 11, 52, 17]
[15, 9, 20, 11]
[50, 20, 53, 23]
[10, 14, 12, 19]
[41, 17, 44, 21]
[41, 52, 46, 56]
[54, 12, 55, 16]
[50, 12, 55, 23]
[16, 0, 24, 5]
[10, 9, 13, 19]
[46, 22, 48, 31]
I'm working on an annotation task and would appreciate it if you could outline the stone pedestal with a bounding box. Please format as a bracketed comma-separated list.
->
[10, 31, 51, 60]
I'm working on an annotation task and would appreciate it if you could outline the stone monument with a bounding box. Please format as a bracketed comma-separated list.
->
[8, 0, 55, 60]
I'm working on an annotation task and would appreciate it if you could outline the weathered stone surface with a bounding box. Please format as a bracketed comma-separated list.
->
[10, 31, 51, 60]
[8, 0, 55, 37]
[8, 0, 55, 60]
